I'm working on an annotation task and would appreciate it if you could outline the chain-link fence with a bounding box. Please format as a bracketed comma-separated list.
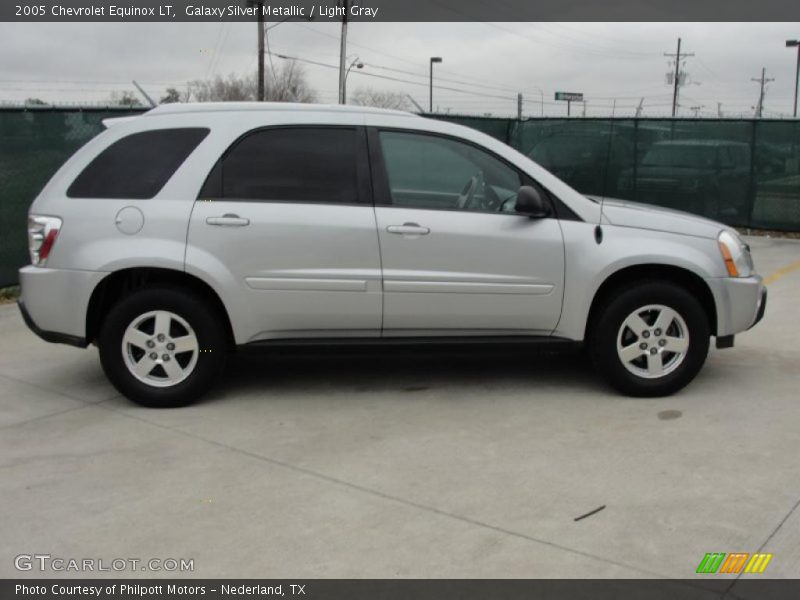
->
[1, 108, 798, 286]
[0, 108, 146, 286]
[438, 115, 800, 231]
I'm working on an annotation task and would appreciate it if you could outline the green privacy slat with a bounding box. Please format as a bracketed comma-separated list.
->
[1, 110, 798, 287]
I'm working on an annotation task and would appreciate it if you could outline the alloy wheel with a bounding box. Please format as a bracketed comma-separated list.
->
[616, 304, 689, 379]
[121, 310, 199, 388]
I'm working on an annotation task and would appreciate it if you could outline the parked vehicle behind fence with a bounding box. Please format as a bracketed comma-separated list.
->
[617, 140, 751, 221]
[19, 103, 766, 407]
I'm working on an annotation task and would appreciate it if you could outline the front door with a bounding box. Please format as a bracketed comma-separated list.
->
[371, 129, 565, 336]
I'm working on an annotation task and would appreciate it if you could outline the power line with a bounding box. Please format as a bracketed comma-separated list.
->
[269, 51, 520, 103]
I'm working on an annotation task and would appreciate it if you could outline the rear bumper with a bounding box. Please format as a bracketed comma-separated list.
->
[18, 265, 106, 347]
[18, 300, 87, 348]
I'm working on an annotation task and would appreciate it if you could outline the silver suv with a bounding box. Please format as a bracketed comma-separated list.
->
[18, 103, 766, 407]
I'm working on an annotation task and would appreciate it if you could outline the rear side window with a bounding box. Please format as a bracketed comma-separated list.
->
[67, 128, 209, 199]
[200, 127, 359, 204]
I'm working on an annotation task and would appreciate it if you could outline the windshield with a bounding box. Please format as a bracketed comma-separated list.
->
[642, 145, 717, 168]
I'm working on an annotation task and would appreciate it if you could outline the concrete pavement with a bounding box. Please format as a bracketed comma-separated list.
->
[1, 236, 799, 586]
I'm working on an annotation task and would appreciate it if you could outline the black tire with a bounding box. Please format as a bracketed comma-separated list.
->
[589, 281, 710, 397]
[98, 287, 227, 407]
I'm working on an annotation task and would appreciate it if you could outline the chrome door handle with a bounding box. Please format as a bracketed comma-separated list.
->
[386, 223, 430, 235]
[206, 214, 250, 227]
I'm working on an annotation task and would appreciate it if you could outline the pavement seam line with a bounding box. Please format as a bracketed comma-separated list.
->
[0, 402, 93, 432]
[95, 400, 702, 582]
[0, 370, 120, 406]
[722, 495, 800, 598]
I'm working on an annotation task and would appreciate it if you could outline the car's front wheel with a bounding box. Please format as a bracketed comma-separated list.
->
[590, 281, 710, 397]
[98, 287, 227, 407]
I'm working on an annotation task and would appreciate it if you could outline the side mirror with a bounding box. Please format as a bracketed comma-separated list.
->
[515, 185, 551, 218]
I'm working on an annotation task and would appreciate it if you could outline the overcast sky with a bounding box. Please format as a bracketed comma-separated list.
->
[1, 22, 798, 117]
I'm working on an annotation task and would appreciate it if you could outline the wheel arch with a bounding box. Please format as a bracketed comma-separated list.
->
[86, 267, 235, 347]
[585, 264, 718, 340]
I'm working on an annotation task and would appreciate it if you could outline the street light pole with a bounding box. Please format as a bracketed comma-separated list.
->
[343, 57, 363, 104]
[787, 40, 799, 118]
[429, 57, 442, 113]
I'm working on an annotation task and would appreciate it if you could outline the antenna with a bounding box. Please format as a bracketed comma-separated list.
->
[406, 94, 425, 113]
[597, 118, 615, 244]
[132, 80, 156, 108]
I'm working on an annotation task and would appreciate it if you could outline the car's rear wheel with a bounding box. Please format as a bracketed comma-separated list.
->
[590, 281, 710, 396]
[98, 287, 227, 407]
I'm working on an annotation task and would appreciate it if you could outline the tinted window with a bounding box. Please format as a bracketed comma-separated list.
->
[68, 128, 209, 199]
[379, 131, 521, 213]
[209, 127, 359, 204]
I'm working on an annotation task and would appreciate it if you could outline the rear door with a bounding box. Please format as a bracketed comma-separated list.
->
[369, 128, 565, 336]
[186, 125, 382, 342]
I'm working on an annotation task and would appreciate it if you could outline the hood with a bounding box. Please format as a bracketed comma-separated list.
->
[587, 196, 725, 240]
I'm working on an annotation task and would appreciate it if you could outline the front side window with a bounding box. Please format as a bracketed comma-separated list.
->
[378, 131, 522, 213]
[204, 127, 359, 204]
[68, 128, 209, 199]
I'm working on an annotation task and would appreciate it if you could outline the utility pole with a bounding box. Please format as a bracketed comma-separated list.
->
[582, 100, 586, 117]
[252, 1, 265, 101]
[338, 0, 349, 104]
[635, 97, 644, 118]
[690, 105, 703, 117]
[786, 40, 799, 118]
[665, 38, 694, 117]
[517, 93, 522, 120]
[429, 57, 442, 112]
[717, 102, 723, 118]
[752, 67, 774, 118]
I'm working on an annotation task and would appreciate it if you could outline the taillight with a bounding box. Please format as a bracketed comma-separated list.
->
[28, 215, 62, 266]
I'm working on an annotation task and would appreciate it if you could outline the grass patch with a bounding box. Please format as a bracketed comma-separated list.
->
[0, 286, 20, 304]
[736, 227, 800, 240]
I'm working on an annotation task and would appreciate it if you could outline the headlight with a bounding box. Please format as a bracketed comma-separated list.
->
[717, 230, 753, 278]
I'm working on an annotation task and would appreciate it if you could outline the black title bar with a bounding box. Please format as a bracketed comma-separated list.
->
[3, 0, 800, 22]
[5, 579, 800, 600]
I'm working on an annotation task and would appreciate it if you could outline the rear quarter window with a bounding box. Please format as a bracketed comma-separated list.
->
[67, 127, 209, 199]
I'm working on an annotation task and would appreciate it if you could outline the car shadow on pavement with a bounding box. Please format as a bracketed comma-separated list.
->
[211, 344, 602, 401]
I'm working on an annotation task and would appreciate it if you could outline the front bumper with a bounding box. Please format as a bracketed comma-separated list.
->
[750, 286, 767, 329]
[706, 275, 766, 338]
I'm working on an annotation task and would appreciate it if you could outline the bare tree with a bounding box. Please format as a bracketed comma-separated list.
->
[351, 88, 409, 110]
[107, 91, 142, 107]
[159, 87, 185, 104]
[186, 62, 317, 103]
[266, 61, 317, 103]
[187, 73, 257, 102]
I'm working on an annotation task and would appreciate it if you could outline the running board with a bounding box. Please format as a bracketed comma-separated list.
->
[241, 335, 581, 351]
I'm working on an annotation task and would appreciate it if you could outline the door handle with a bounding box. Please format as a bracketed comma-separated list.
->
[206, 214, 250, 227]
[386, 223, 430, 235]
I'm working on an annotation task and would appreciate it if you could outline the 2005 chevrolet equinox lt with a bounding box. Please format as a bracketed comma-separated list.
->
[18, 103, 767, 407]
